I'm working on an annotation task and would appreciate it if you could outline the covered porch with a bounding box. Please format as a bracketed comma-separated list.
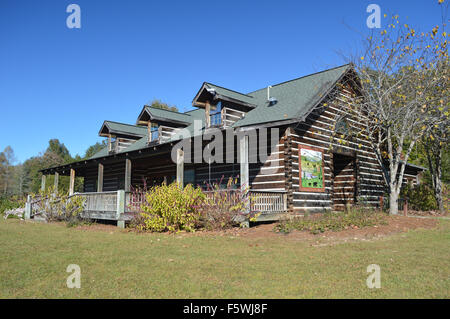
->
[32, 136, 288, 227]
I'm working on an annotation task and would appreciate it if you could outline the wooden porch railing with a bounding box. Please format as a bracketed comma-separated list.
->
[125, 191, 146, 213]
[202, 189, 288, 214]
[249, 190, 287, 214]
[25, 191, 125, 222]
[29, 195, 46, 218]
[76, 191, 118, 213]
[25, 189, 288, 224]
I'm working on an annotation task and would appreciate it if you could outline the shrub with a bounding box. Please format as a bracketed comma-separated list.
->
[197, 177, 255, 230]
[0, 196, 25, 215]
[138, 183, 205, 232]
[30, 187, 85, 223]
[401, 183, 437, 211]
[275, 208, 388, 234]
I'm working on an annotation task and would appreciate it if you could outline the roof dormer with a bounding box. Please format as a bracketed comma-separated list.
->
[192, 82, 256, 128]
[99, 121, 147, 154]
[136, 106, 192, 144]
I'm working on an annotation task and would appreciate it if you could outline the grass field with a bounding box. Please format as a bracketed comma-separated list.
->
[0, 218, 449, 298]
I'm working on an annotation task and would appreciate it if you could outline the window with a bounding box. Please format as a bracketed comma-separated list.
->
[184, 169, 195, 186]
[210, 101, 222, 126]
[151, 127, 159, 141]
[335, 116, 351, 135]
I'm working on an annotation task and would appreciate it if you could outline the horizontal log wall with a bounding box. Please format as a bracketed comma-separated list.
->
[288, 81, 385, 213]
[83, 166, 97, 192]
[83, 162, 125, 192]
[193, 128, 287, 190]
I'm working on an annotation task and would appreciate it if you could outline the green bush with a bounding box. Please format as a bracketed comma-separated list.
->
[275, 208, 388, 235]
[0, 196, 25, 215]
[401, 183, 437, 211]
[138, 183, 205, 232]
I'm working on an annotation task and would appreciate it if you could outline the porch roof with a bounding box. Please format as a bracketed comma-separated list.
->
[40, 139, 175, 176]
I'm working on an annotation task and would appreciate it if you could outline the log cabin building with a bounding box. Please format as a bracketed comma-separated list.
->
[37, 64, 424, 226]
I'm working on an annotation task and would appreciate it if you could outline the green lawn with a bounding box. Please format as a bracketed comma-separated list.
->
[0, 218, 449, 298]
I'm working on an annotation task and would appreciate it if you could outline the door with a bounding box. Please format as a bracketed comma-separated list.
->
[332, 153, 356, 210]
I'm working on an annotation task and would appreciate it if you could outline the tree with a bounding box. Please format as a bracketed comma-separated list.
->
[0, 146, 16, 196]
[46, 139, 72, 163]
[346, 13, 448, 214]
[83, 140, 107, 159]
[22, 139, 76, 193]
[12, 164, 28, 196]
[421, 57, 449, 212]
[148, 99, 178, 112]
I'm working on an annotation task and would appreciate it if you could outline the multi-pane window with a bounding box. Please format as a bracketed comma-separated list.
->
[151, 127, 159, 141]
[210, 102, 222, 126]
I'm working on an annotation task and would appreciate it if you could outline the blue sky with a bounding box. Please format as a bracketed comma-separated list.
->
[0, 0, 444, 163]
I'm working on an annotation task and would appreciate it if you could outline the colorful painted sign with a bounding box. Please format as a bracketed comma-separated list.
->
[299, 146, 325, 192]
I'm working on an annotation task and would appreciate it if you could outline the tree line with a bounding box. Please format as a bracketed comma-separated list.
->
[0, 139, 106, 197]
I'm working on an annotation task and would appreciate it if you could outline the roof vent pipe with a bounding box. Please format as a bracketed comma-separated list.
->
[267, 86, 277, 105]
[267, 86, 272, 101]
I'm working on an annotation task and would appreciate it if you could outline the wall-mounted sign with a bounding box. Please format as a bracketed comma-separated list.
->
[299, 145, 325, 192]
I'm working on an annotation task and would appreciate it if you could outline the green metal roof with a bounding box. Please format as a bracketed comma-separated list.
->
[233, 64, 351, 127]
[96, 65, 351, 157]
[88, 146, 109, 160]
[100, 121, 148, 137]
[202, 83, 256, 107]
[51, 65, 354, 167]
[142, 106, 193, 125]
[109, 108, 206, 154]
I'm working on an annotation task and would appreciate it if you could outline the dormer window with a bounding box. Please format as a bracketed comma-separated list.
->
[99, 121, 147, 154]
[136, 105, 192, 145]
[151, 126, 159, 142]
[210, 102, 222, 127]
[192, 82, 257, 129]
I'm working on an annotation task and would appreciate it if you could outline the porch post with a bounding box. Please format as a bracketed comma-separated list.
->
[40, 175, 46, 192]
[147, 121, 152, 143]
[97, 163, 104, 192]
[239, 135, 249, 192]
[205, 101, 211, 128]
[116, 190, 125, 228]
[239, 134, 250, 227]
[176, 149, 184, 187]
[54, 172, 59, 192]
[24, 195, 31, 220]
[124, 159, 131, 192]
[69, 168, 75, 196]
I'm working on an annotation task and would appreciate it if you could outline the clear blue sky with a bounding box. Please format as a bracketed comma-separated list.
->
[0, 0, 444, 163]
